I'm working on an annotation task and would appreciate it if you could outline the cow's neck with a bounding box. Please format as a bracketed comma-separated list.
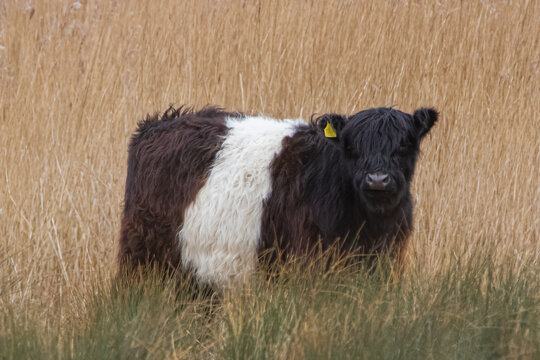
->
[358, 194, 413, 250]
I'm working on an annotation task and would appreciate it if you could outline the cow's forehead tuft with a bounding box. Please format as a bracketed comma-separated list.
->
[345, 107, 413, 150]
[349, 107, 410, 128]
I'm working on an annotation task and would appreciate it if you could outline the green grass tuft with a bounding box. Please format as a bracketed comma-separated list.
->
[2, 250, 538, 359]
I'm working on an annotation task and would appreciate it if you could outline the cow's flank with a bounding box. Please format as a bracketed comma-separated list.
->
[118, 106, 242, 272]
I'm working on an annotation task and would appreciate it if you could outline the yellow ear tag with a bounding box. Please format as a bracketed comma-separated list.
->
[324, 122, 337, 138]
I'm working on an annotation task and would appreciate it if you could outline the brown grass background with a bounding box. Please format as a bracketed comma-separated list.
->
[0, 0, 538, 318]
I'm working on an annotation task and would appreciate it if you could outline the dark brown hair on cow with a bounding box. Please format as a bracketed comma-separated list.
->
[118, 106, 242, 274]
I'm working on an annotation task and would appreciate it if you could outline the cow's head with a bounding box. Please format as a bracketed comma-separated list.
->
[317, 107, 438, 213]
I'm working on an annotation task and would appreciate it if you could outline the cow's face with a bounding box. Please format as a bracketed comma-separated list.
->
[318, 107, 438, 213]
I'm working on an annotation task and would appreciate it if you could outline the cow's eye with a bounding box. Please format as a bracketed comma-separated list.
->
[344, 143, 357, 157]
[396, 145, 410, 156]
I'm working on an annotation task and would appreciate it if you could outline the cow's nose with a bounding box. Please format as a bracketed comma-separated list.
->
[365, 172, 390, 190]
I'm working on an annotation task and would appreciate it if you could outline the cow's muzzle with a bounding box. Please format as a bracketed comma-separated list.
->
[365, 172, 391, 191]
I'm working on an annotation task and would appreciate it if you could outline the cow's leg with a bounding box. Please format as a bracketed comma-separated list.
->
[118, 212, 182, 276]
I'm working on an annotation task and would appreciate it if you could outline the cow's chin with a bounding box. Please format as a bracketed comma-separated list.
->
[360, 190, 403, 214]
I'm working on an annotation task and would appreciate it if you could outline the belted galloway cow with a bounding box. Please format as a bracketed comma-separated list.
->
[118, 105, 438, 287]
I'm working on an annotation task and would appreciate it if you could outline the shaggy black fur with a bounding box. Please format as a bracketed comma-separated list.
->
[261, 107, 438, 267]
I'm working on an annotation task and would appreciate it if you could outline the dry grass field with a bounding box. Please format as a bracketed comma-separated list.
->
[1, 0, 539, 358]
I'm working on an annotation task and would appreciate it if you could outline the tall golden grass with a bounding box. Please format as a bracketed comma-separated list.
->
[0, 0, 538, 327]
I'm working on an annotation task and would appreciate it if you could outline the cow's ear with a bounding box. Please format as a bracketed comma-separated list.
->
[316, 114, 347, 142]
[413, 107, 438, 139]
